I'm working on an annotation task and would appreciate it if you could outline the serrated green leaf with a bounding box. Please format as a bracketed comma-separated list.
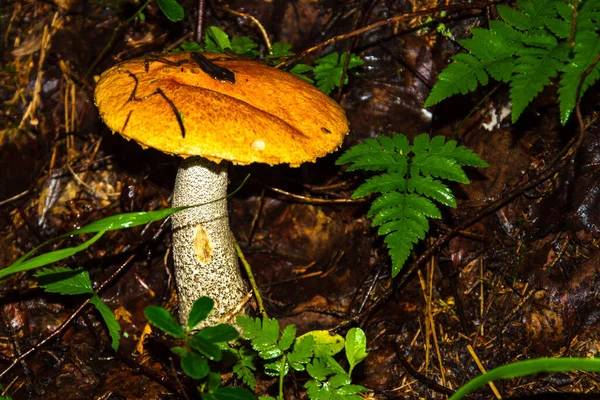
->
[189, 334, 222, 361]
[269, 42, 295, 58]
[181, 351, 209, 379]
[288, 335, 315, 370]
[233, 347, 256, 389]
[497, 4, 532, 30]
[408, 176, 455, 207]
[144, 306, 185, 339]
[278, 324, 297, 351]
[187, 296, 214, 330]
[196, 324, 239, 342]
[89, 295, 121, 351]
[424, 54, 488, 107]
[35, 267, 94, 295]
[239, 317, 282, 359]
[353, 173, 408, 198]
[231, 36, 259, 57]
[413, 155, 469, 183]
[510, 43, 566, 122]
[307, 357, 334, 381]
[329, 373, 352, 389]
[313, 51, 363, 94]
[156, 0, 184, 22]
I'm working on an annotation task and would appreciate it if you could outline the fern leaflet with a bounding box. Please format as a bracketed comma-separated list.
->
[337, 133, 487, 277]
[425, 0, 600, 124]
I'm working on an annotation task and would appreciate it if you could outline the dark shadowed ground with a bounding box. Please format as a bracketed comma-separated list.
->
[1, 0, 599, 398]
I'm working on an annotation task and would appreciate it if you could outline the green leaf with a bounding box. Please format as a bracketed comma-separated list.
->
[206, 371, 222, 392]
[0, 231, 105, 280]
[89, 295, 121, 351]
[306, 356, 334, 381]
[34, 267, 94, 295]
[288, 334, 314, 371]
[196, 324, 239, 342]
[206, 387, 255, 400]
[205, 26, 232, 53]
[449, 358, 600, 400]
[299, 330, 345, 357]
[189, 334, 222, 361]
[171, 346, 188, 357]
[180, 40, 203, 52]
[278, 324, 297, 351]
[233, 347, 257, 390]
[156, 0, 184, 22]
[144, 306, 185, 339]
[312, 52, 363, 94]
[238, 316, 282, 359]
[497, 4, 531, 30]
[345, 328, 368, 376]
[269, 42, 295, 58]
[231, 36, 259, 57]
[181, 351, 209, 379]
[187, 296, 214, 330]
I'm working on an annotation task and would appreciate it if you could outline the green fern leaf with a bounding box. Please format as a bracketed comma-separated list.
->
[510, 41, 568, 122]
[425, 0, 600, 125]
[558, 31, 600, 123]
[335, 138, 408, 172]
[353, 173, 407, 198]
[408, 175, 455, 207]
[412, 155, 469, 184]
[497, 4, 532, 30]
[517, 0, 560, 29]
[440, 143, 489, 167]
[337, 133, 487, 277]
[424, 54, 488, 106]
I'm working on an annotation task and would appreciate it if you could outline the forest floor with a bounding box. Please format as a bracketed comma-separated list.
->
[1, 0, 599, 399]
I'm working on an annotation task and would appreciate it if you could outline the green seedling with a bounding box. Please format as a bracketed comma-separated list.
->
[145, 297, 254, 399]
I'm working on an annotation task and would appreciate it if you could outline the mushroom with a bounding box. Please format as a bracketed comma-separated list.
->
[94, 52, 349, 326]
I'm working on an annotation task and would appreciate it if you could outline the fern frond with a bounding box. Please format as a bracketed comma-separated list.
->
[335, 138, 408, 172]
[408, 175, 455, 207]
[425, 0, 600, 125]
[337, 133, 487, 277]
[510, 40, 568, 122]
[353, 173, 407, 198]
[558, 12, 600, 123]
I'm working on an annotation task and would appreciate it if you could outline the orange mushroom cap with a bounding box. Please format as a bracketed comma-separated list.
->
[94, 52, 349, 167]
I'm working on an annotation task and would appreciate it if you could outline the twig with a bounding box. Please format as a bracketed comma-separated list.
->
[264, 183, 367, 204]
[234, 240, 268, 318]
[223, 5, 272, 53]
[277, 0, 501, 68]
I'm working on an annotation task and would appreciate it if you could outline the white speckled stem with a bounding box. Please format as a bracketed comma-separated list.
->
[171, 156, 246, 328]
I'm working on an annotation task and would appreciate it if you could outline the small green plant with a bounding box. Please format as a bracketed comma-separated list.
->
[34, 267, 121, 351]
[178, 26, 364, 95]
[144, 297, 254, 399]
[424, 0, 600, 124]
[236, 316, 368, 400]
[336, 133, 488, 277]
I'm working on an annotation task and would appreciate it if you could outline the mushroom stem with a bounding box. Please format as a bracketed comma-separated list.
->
[171, 156, 246, 327]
